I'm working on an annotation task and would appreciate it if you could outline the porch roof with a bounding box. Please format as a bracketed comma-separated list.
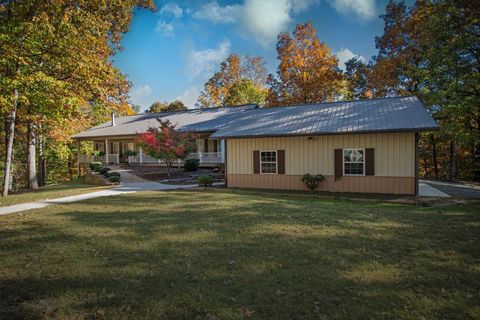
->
[73, 104, 258, 139]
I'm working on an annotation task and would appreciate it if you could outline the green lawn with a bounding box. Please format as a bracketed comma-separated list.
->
[0, 190, 479, 319]
[0, 181, 111, 207]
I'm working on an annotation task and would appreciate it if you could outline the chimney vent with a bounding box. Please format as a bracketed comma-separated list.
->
[111, 113, 116, 126]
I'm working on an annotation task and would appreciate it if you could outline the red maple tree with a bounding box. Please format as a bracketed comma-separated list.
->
[136, 120, 195, 176]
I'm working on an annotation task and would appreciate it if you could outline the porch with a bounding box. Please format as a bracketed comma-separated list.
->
[78, 137, 224, 166]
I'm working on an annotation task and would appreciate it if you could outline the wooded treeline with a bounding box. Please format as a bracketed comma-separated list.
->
[1, 0, 478, 196]
[199, 0, 479, 182]
[0, 0, 155, 196]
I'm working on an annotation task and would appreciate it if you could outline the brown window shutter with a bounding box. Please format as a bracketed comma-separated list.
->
[253, 150, 260, 174]
[365, 148, 375, 176]
[213, 140, 218, 152]
[334, 149, 343, 181]
[204, 139, 209, 152]
[277, 150, 285, 174]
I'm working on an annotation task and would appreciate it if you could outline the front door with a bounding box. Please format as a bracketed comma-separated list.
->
[196, 139, 205, 153]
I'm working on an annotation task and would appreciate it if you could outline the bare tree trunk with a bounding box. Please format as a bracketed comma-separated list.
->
[27, 122, 38, 189]
[430, 133, 439, 180]
[2, 89, 18, 197]
[167, 160, 172, 177]
[449, 140, 456, 181]
[38, 134, 46, 187]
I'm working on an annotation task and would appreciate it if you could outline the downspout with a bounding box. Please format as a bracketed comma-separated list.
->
[415, 132, 419, 196]
[224, 139, 228, 187]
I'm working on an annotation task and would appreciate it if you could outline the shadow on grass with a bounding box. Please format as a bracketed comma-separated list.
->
[0, 190, 479, 319]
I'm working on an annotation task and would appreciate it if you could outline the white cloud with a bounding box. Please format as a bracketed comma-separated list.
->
[186, 40, 231, 80]
[155, 20, 175, 37]
[176, 86, 201, 109]
[193, 1, 240, 23]
[335, 48, 366, 70]
[241, 0, 293, 47]
[160, 3, 183, 18]
[192, 0, 316, 47]
[328, 0, 376, 21]
[130, 84, 152, 108]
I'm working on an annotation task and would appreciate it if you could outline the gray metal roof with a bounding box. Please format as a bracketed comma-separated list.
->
[210, 96, 438, 138]
[74, 96, 438, 140]
[73, 104, 258, 139]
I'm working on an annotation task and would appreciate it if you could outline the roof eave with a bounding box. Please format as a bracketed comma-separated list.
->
[211, 126, 440, 139]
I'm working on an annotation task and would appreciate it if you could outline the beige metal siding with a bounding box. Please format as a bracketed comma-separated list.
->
[227, 174, 415, 194]
[226, 132, 415, 177]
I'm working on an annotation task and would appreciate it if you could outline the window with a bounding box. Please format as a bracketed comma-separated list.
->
[260, 150, 277, 174]
[127, 143, 134, 152]
[94, 142, 104, 152]
[343, 149, 364, 175]
[112, 142, 120, 154]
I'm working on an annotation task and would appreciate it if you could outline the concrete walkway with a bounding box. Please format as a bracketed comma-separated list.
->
[421, 179, 480, 199]
[418, 181, 451, 197]
[0, 182, 200, 216]
[0, 165, 226, 216]
[0, 166, 200, 216]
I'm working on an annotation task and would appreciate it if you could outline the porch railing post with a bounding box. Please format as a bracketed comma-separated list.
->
[221, 140, 225, 163]
[139, 147, 143, 164]
[199, 151, 203, 164]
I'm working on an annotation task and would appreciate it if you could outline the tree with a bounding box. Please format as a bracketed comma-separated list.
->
[224, 79, 267, 106]
[0, 0, 155, 196]
[148, 100, 188, 113]
[131, 104, 142, 114]
[167, 100, 187, 111]
[149, 101, 169, 113]
[198, 54, 268, 107]
[369, 0, 480, 181]
[136, 120, 195, 177]
[344, 57, 373, 100]
[267, 22, 343, 106]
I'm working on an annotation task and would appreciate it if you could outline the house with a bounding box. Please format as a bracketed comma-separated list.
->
[74, 96, 438, 195]
[74, 104, 258, 166]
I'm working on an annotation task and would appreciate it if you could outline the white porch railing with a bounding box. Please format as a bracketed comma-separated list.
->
[127, 152, 223, 164]
[78, 154, 106, 163]
[106, 154, 119, 164]
[128, 154, 161, 164]
[187, 152, 222, 164]
[78, 154, 118, 164]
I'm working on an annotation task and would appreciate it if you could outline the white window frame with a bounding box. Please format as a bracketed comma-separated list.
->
[260, 150, 278, 174]
[343, 148, 365, 176]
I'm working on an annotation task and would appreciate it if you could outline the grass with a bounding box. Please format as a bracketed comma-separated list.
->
[0, 189, 479, 319]
[0, 180, 111, 207]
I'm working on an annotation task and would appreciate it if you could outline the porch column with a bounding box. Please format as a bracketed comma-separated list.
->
[77, 140, 81, 177]
[139, 146, 143, 164]
[104, 138, 108, 164]
[221, 139, 225, 163]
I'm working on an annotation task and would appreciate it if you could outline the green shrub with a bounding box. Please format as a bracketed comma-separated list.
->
[125, 150, 137, 157]
[108, 175, 121, 183]
[198, 175, 213, 187]
[89, 162, 102, 171]
[300, 173, 326, 192]
[105, 172, 120, 178]
[184, 158, 200, 172]
[99, 167, 111, 175]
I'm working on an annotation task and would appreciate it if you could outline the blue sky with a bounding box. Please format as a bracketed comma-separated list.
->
[114, 0, 398, 111]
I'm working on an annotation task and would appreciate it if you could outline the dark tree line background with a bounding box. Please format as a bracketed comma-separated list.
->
[199, 0, 479, 182]
[1, 0, 478, 197]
